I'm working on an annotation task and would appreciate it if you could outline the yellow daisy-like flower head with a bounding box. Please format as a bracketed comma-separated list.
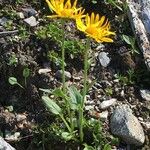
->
[76, 12, 115, 43]
[46, 0, 85, 19]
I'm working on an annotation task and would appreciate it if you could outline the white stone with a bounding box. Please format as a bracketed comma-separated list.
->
[140, 89, 150, 101]
[0, 137, 16, 150]
[99, 110, 109, 121]
[98, 52, 111, 67]
[24, 16, 38, 27]
[38, 68, 51, 74]
[99, 98, 117, 110]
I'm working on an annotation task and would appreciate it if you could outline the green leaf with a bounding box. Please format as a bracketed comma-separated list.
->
[61, 132, 74, 141]
[52, 88, 67, 99]
[83, 144, 95, 150]
[23, 67, 30, 78]
[8, 77, 18, 85]
[68, 86, 83, 110]
[122, 34, 135, 45]
[42, 96, 61, 115]
[103, 143, 111, 150]
[39, 88, 52, 94]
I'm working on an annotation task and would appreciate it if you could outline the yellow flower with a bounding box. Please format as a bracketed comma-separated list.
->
[45, 0, 85, 19]
[76, 13, 115, 42]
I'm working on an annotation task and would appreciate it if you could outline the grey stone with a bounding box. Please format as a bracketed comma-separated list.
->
[99, 98, 117, 110]
[55, 70, 71, 81]
[127, 0, 150, 70]
[98, 52, 110, 67]
[140, 89, 150, 101]
[24, 16, 38, 27]
[22, 8, 37, 17]
[110, 105, 145, 146]
[0, 17, 8, 26]
[0, 136, 16, 150]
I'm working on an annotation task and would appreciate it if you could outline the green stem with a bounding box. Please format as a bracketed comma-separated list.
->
[61, 20, 66, 93]
[79, 38, 90, 142]
[61, 19, 73, 132]
[60, 114, 72, 133]
[17, 83, 24, 89]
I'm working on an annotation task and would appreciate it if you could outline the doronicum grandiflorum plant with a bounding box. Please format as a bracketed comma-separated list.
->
[45, 0, 85, 93]
[42, 0, 116, 148]
[76, 12, 115, 142]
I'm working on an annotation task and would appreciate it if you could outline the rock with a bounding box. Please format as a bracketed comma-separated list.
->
[0, 17, 8, 26]
[22, 8, 37, 17]
[141, 121, 150, 131]
[96, 44, 105, 51]
[98, 52, 110, 67]
[24, 16, 38, 27]
[55, 70, 71, 81]
[16, 114, 26, 122]
[0, 136, 16, 150]
[99, 98, 117, 110]
[38, 68, 51, 74]
[140, 89, 150, 101]
[85, 105, 94, 111]
[5, 131, 20, 141]
[110, 105, 145, 146]
[127, 0, 150, 70]
[17, 12, 25, 19]
[99, 110, 109, 121]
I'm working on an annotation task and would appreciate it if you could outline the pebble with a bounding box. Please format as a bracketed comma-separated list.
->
[99, 98, 117, 110]
[24, 16, 38, 27]
[55, 70, 71, 81]
[17, 12, 25, 19]
[98, 52, 111, 67]
[0, 17, 8, 26]
[140, 89, 150, 101]
[38, 68, 51, 74]
[85, 105, 94, 111]
[22, 8, 37, 17]
[99, 110, 109, 121]
[5, 131, 20, 141]
[96, 44, 105, 51]
[141, 122, 150, 130]
[110, 105, 145, 146]
[16, 114, 26, 122]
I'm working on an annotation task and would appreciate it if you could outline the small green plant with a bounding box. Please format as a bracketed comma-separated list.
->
[48, 50, 63, 66]
[105, 87, 113, 96]
[116, 73, 128, 85]
[106, 0, 123, 11]
[18, 26, 29, 40]
[4, 20, 13, 30]
[8, 67, 30, 89]
[122, 34, 139, 54]
[64, 39, 85, 56]
[23, 67, 30, 87]
[8, 77, 24, 89]
[41, 0, 115, 148]
[116, 69, 136, 85]
[7, 53, 18, 66]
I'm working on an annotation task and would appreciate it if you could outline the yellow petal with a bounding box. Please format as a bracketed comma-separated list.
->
[64, 0, 71, 9]
[91, 12, 95, 24]
[73, 0, 77, 7]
